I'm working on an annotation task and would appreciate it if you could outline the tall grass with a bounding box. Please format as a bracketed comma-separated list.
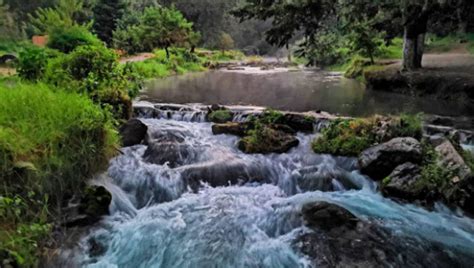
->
[0, 82, 119, 266]
[0, 82, 118, 203]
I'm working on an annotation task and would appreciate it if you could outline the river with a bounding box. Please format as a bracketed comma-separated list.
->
[65, 69, 474, 267]
[140, 68, 474, 117]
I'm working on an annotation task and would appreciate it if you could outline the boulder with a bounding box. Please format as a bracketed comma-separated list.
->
[281, 113, 314, 133]
[435, 140, 472, 180]
[119, 119, 148, 147]
[295, 165, 358, 192]
[178, 157, 269, 190]
[207, 109, 234, 123]
[302, 202, 358, 231]
[296, 201, 469, 268]
[238, 127, 299, 154]
[212, 122, 251, 137]
[382, 162, 424, 200]
[143, 141, 193, 168]
[358, 137, 422, 180]
[64, 186, 112, 227]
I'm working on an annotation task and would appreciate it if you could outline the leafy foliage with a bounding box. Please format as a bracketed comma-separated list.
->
[27, 0, 88, 35]
[17, 46, 58, 81]
[92, 0, 126, 44]
[113, 6, 195, 56]
[217, 32, 235, 52]
[47, 25, 101, 53]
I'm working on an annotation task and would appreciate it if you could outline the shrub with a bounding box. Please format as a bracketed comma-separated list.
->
[17, 47, 59, 81]
[47, 25, 102, 53]
[343, 55, 372, 79]
[43, 45, 141, 120]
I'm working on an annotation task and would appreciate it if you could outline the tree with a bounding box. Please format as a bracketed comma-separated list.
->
[234, 0, 459, 71]
[217, 32, 234, 52]
[28, 0, 89, 35]
[113, 6, 195, 58]
[93, 0, 126, 45]
[0, 0, 20, 40]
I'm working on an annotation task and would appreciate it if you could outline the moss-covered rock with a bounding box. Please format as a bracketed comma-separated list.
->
[238, 124, 299, 154]
[208, 109, 233, 123]
[312, 115, 422, 157]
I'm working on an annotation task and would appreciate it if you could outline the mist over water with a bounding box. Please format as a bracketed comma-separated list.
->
[68, 116, 474, 267]
[140, 70, 474, 117]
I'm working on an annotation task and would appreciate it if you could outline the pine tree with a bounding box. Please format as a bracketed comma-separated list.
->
[93, 0, 126, 45]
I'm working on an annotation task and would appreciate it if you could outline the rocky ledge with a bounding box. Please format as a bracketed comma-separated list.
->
[296, 201, 473, 267]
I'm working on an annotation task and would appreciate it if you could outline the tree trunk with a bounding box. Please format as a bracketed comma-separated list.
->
[402, 31, 417, 71]
[401, 0, 430, 71]
[402, 31, 425, 71]
[165, 47, 170, 59]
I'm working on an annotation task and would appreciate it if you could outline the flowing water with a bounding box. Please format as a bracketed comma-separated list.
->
[65, 111, 474, 267]
[140, 69, 474, 117]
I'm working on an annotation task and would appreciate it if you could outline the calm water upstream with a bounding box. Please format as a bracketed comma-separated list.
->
[140, 68, 474, 117]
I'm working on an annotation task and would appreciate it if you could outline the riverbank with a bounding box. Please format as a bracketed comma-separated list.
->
[363, 53, 474, 103]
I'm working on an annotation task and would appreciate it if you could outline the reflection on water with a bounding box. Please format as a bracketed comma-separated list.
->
[140, 70, 474, 117]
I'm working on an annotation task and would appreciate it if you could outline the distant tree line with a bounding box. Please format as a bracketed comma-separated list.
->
[233, 0, 474, 70]
[0, 0, 276, 55]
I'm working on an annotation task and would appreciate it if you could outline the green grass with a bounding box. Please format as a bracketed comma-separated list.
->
[377, 38, 403, 59]
[426, 33, 474, 53]
[0, 82, 119, 266]
[0, 40, 34, 56]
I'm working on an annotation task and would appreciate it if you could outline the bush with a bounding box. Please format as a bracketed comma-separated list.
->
[17, 47, 58, 81]
[0, 83, 118, 265]
[44, 45, 140, 120]
[47, 25, 102, 53]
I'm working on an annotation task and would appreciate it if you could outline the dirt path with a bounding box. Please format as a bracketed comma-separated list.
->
[120, 53, 155, 63]
[385, 52, 474, 74]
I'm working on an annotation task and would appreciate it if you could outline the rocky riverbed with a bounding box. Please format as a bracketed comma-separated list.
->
[50, 103, 474, 267]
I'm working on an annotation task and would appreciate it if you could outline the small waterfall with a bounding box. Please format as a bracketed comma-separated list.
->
[68, 114, 474, 267]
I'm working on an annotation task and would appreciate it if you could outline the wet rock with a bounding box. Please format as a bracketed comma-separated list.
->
[358, 137, 422, 180]
[119, 119, 148, 147]
[435, 140, 472, 180]
[207, 107, 234, 123]
[79, 186, 112, 220]
[296, 201, 469, 268]
[302, 202, 358, 231]
[87, 237, 107, 257]
[65, 186, 112, 227]
[281, 113, 314, 133]
[143, 141, 193, 168]
[238, 127, 299, 154]
[179, 157, 269, 190]
[382, 162, 424, 200]
[0, 54, 17, 64]
[212, 122, 251, 137]
[295, 165, 358, 192]
[0, 249, 19, 268]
